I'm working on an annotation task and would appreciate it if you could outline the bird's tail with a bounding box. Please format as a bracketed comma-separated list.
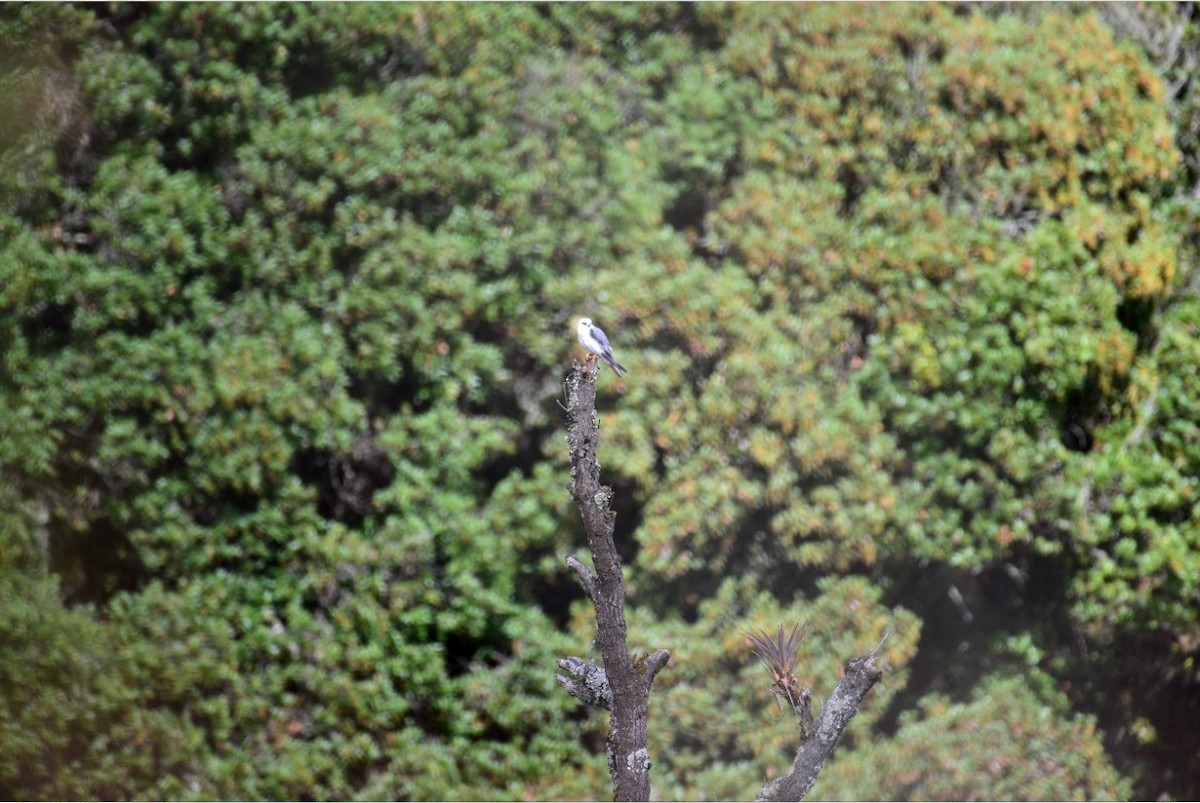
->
[607, 357, 627, 377]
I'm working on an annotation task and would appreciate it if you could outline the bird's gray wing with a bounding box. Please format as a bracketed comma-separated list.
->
[590, 326, 613, 353]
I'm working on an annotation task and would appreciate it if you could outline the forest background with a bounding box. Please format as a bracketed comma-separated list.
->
[3, 3, 1200, 800]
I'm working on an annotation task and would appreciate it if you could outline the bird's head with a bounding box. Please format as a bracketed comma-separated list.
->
[577, 317, 593, 333]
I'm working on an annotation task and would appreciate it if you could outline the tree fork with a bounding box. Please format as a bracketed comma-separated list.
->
[754, 636, 888, 801]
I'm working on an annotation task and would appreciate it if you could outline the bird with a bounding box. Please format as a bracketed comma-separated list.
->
[576, 317, 627, 377]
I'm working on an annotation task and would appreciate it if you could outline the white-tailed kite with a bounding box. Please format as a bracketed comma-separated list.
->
[576, 317, 627, 377]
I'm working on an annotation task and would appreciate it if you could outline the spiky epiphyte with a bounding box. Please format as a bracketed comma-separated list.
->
[745, 622, 811, 708]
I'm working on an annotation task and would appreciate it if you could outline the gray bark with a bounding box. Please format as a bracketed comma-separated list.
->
[755, 654, 884, 802]
[556, 356, 670, 802]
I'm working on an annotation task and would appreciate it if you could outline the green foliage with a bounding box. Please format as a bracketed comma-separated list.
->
[0, 550, 208, 800]
[814, 673, 1131, 801]
[0, 567, 117, 796]
[620, 575, 920, 801]
[1073, 295, 1200, 653]
[0, 4, 95, 217]
[2, 2, 1197, 801]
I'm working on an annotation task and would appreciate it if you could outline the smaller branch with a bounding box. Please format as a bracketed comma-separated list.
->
[556, 656, 614, 710]
[565, 554, 599, 601]
[792, 687, 815, 741]
[637, 649, 673, 686]
[869, 627, 894, 660]
[755, 653, 884, 802]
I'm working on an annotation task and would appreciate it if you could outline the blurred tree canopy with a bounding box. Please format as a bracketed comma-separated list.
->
[2, 3, 1197, 800]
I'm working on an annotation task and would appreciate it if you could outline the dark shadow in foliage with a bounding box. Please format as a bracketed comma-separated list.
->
[875, 550, 1075, 735]
[836, 162, 868, 218]
[48, 516, 145, 607]
[346, 364, 430, 419]
[1059, 369, 1107, 453]
[1117, 294, 1161, 351]
[293, 432, 395, 526]
[18, 300, 75, 355]
[1084, 632, 1200, 802]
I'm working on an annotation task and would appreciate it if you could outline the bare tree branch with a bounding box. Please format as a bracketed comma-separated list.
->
[559, 355, 670, 802]
[555, 656, 613, 710]
[755, 651, 885, 802]
[564, 554, 599, 601]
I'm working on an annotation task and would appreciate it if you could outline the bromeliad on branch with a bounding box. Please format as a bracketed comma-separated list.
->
[746, 623, 813, 733]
